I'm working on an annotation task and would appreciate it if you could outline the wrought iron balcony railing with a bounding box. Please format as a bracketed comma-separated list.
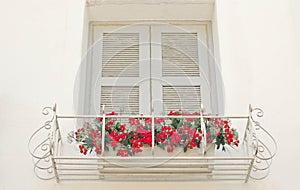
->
[28, 104, 276, 182]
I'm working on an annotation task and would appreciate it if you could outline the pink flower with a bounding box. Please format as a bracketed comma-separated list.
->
[154, 118, 164, 124]
[117, 149, 128, 157]
[110, 140, 118, 148]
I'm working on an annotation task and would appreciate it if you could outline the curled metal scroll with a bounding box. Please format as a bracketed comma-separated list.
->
[28, 105, 56, 180]
[249, 107, 277, 181]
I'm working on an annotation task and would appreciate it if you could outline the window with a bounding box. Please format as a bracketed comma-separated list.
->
[85, 23, 218, 115]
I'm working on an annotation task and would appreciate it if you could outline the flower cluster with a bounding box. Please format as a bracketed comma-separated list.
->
[71, 122, 102, 155]
[154, 111, 202, 153]
[68, 110, 239, 156]
[206, 117, 239, 151]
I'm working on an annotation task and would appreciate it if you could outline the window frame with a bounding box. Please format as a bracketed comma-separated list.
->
[82, 21, 220, 115]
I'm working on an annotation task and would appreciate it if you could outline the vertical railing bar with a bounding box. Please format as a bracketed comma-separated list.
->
[101, 105, 106, 156]
[51, 157, 60, 183]
[53, 117, 58, 157]
[243, 118, 250, 157]
[54, 115, 62, 157]
[50, 109, 59, 183]
[151, 113, 155, 155]
[245, 104, 258, 183]
[245, 157, 255, 183]
[200, 104, 206, 155]
[242, 118, 249, 145]
[54, 108, 62, 143]
[247, 105, 254, 158]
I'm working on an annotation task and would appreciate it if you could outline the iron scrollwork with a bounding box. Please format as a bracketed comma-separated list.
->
[28, 105, 57, 180]
[249, 107, 277, 180]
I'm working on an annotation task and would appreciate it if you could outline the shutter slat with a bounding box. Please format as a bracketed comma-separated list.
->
[163, 86, 201, 113]
[101, 86, 139, 114]
[102, 33, 139, 77]
[162, 33, 199, 77]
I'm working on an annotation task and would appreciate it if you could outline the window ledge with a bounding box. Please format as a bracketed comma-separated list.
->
[86, 0, 215, 21]
[87, 0, 215, 6]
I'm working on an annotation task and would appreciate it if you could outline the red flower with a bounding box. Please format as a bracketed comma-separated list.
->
[107, 111, 118, 116]
[129, 118, 140, 126]
[167, 111, 180, 116]
[95, 147, 102, 154]
[106, 121, 114, 130]
[154, 117, 164, 124]
[120, 124, 126, 132]
[117, 149, 128, 157]
[145, 118, 152, 126]
[234, 140, 240, 147]
[167, 111, 173, 115]
[132, 147, 142, 153]
[167, 146, 174, 153]
[110, 140, 118, 148]
[183, 113, 194, 122]
[96, 117, 102, 122]
[79, 145, 87, 155]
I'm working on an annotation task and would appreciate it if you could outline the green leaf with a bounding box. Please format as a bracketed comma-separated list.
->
[196, 140, 200, 148]
[184, 146, 188, 152]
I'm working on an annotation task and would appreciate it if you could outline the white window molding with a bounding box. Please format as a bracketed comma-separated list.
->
[86, 0, 215, 6]
[86, 1, 215, 21]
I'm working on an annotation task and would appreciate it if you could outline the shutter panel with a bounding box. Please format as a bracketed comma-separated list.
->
[151, 26, 211, 114]
[100, 32, 140, 113]
[101, 86, 139, 114]
[102, 33, 139, 77]
[91, 26, 150, 114]
[163, 86, 201, 113]
[162, 33, 199, 77]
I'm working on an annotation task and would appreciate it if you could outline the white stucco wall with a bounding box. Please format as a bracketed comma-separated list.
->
[0, 0, 299, 189]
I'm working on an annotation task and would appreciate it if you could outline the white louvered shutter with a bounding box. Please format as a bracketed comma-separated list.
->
[161, 33, 200, 77]
[102, 33, 140, 77]
[151, 26, 211, 114]
[163, 86, 201, 112]
[91, 26, 150, 114]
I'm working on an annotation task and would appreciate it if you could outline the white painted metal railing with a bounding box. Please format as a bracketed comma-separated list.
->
[28, 104, 276, 182]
